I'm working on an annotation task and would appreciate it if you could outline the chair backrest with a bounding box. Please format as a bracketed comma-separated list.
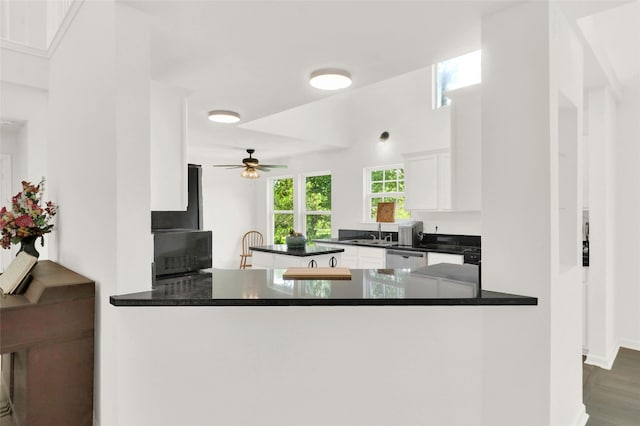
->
[242, 231, 264, 254]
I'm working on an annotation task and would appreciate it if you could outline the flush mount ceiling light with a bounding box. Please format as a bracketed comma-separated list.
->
[309, 68, 352, 91]
[208, 110, 241, 124]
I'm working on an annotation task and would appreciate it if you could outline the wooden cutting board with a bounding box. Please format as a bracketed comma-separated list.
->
[283, 267, 352, 280]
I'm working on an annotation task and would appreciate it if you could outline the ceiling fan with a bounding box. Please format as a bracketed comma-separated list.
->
[212, 149, 287, 179]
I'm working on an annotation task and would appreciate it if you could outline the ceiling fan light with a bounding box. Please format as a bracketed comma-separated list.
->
[241, 167, 259, 179]
[309, 69, 352, 91]
[208, 110, 241, 124]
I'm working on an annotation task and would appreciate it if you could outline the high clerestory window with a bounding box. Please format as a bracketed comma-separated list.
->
[435, 50, 481, 108]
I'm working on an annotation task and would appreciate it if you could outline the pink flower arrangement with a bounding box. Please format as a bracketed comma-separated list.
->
[0, 179, 58, 249]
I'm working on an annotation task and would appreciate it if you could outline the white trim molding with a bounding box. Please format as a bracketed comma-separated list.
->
[619, 338, 640, 352]
[573, 405, 589, 426]
[47, 0, 84, 57]
[0, 39, 48, 58]
[585, 344, 620, 370]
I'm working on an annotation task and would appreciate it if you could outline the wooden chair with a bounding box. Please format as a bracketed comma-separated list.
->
[240, 230, 264, 269]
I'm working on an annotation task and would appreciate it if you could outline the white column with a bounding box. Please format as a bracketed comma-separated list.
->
[47, 1, 151, 424]
[481, 2, 585, 425]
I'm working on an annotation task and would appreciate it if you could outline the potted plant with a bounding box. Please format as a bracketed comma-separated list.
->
[285, 229, 306, 248]
[0, 179, 58, 258]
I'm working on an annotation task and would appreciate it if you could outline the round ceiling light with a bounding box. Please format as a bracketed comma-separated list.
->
[309, 68, 352, 91]
[208, 110, 241, 124]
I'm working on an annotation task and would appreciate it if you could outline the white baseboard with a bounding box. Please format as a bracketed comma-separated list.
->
[585, 344, 620, 370]
[619, 338, 640, 352]
[572, 404, 589, 426]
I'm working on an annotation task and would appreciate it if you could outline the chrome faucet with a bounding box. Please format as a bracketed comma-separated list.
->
[384, 234, 393, 242]
[369, 233, 377, 240]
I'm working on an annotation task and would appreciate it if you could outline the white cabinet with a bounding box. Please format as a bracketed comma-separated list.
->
[403, 149, 451, 211]
[447, 85, 481, 211]
[356, 247, 386, 269]
[402, 85, 481, 212]
[427, 252, 464, 266]
[150, 81, 188, 211]
[315, 243, 385, 268]
[252, 251, 342, 269]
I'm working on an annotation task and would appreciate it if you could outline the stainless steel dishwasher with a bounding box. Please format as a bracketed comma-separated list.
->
[385, 248, 427, 268]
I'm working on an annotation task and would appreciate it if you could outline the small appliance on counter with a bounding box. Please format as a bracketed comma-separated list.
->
[398, 221, 423, 247]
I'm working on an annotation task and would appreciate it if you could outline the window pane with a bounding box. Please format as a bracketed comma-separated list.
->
[306, 214, 332, 240]
[371, 182, 383, 193]
[436, 50, 481, 108]
[371, 197, 382, 219]
[396, 196, 411, 219]
[371, 170, 383, 181]
[397, 169, 405, 180]
[305, 175, 331, 211]
[273, 178, 293, 210]
[398, 180, 405, 192]
[384, 169, 397, 180]
[384, 181, 397, 192]
[274, 213, 294, 244]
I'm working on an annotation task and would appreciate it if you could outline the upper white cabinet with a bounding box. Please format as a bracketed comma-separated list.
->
[447, 85, 481, 211]
[150, 81, 188, 211]
[403, 85, 481, 212]
[403, 149, 451, 211]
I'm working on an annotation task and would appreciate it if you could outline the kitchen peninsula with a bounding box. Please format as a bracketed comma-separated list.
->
[110, 264, 536, 306]
[109, 264, 537, 426]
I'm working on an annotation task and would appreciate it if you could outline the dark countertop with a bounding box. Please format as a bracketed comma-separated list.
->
[250, 244, 344, 257]
[110, 264, 537, 307]
[314, 238, 480, 254]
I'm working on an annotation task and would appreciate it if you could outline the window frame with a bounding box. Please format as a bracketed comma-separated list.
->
[268, 171, 332, 244]
[268, 175, 296, 245]
[302, 171, 332, 241]
[363, 164, 408, 223]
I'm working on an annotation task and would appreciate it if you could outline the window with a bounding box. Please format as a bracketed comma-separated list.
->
[272, 177, 294, 244]
[435, 50, 481, 108]
[304, 174, 332, 241]
[365, 166, 410, 222]
[270, 173, 332, 243]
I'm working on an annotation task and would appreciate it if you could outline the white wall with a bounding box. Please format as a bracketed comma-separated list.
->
[585, 86, 618, 367]
[614, 76, 640, 351]
[116, 305, 488, 426]
[47, 2, 152, 425]
[0, 81, 50, 262]
[481, 3, 585, 425]
[199, 165, 257, 269]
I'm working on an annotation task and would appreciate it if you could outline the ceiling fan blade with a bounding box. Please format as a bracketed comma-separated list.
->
[257, 164, 288, 169]
[212, 164, 244, 168]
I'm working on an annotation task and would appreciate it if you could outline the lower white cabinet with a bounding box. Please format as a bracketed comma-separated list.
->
[315, 243, 385, 268]
[252, 251, 342, 269]
[427, 252, 464, 266]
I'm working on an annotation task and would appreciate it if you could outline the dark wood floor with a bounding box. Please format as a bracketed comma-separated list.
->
[584, 347, 640, 425]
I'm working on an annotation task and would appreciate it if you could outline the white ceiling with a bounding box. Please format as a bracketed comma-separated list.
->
[122, 0, 639, 163]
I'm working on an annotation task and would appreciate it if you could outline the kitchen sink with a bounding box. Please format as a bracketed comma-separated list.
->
[345, 239, 396, 247]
